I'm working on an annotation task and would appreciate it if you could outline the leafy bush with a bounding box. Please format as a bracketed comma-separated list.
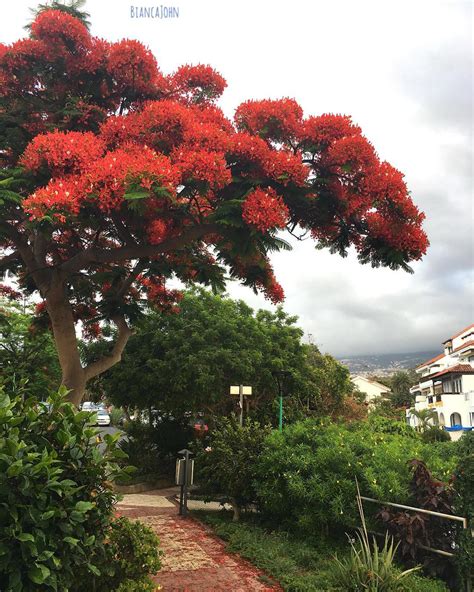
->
[421, 427, 451, 443]
[452, 431, 474, 587]
[110, 407, 125, 427]
[94, 517, 161, 592]
[0, 388, 160, 591]
[120, 415, 194, 476]
[255, 419, 457, 533]
[195, 416, 271, 521]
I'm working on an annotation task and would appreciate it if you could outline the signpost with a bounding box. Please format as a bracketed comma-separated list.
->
[176, 448, 194, 516]
[230, 385, 252, 426]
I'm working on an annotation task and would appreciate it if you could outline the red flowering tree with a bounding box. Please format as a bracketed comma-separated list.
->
[0, 8, 428, 405]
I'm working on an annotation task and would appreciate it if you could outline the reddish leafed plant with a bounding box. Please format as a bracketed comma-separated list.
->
[0, 8, 428, 404]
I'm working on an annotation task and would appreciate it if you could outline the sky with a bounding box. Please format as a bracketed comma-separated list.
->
[3, 0, 473, 357]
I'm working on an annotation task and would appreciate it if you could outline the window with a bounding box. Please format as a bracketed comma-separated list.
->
[453, 377, 462, 393]
[436, 394, 442, 402]
[470, 412, 474, 427]
[442, 380, 452, 393]
[439, 413, 445, 426]
[428, 396, 433, 404]
[450, 412, 462, 427]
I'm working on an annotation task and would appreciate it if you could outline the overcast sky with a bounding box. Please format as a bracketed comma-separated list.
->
[4, 0, 473, 356]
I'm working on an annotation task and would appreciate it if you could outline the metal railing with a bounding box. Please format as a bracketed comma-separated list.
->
[360, 496, 472, 591]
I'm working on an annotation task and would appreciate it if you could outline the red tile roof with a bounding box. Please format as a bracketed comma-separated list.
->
[452, 339, 474, 354]
[442, 323, 474, 343]
[429, 364, 474, 380]
[416, 353, 444, 369]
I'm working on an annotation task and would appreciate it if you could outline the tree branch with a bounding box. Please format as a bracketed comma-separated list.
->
[84, 315, 133, 381]
[0, 250, 21, 272]
[60, 223, 219, 275]
[116, 259, 146, 300]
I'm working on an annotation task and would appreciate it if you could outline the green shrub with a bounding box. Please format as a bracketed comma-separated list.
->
[421, 427, 451, 443]
[453, 431, 474, 586]
[195, 415, 271, 521]
[0, 388, 160, 591]
[255, 419, 457, 533]
[110, 407, 125, 427]
[95, 517, 161, 591]
[121, 415, 194, 476]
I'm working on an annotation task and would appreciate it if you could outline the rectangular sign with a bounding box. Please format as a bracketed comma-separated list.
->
[230, 386, 252, 395]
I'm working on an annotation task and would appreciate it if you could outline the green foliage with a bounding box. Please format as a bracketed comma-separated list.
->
[94, 517, 161, 592]
[409, 408, 438, 433]
[453, 431, 474, 585]
[26, 0, 91, 29]
[109, 407, 125, 427]
[421, 427, 451, 443]
[120, 416, 194, 475]
[254, 420, 457, 533]
[0, 299, 60, 398]
[83, 290, 351, 425]
[332, 532, 420, 591]
[0, 386, 159, 591]
[194, 511, 448, 592]
[195, 416, 271, 519]
[388, 370, 417, 408]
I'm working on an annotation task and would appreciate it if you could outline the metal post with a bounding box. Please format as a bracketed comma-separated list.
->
[279, 393, 283, 432]
[239, 384, 243, 427]
[182, 449, 189, 516]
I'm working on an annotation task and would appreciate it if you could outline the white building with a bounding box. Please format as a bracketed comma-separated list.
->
[406, 324, 474, 440]
[351, 375, 391, 404]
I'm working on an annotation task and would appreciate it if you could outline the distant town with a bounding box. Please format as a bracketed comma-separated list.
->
[337, 350, 439, 376]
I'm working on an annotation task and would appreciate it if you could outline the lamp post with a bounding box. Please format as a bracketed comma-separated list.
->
[230, 385, 252, 426]
[272, 371, 291, 432]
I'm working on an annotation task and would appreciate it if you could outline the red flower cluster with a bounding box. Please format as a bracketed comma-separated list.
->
[24, 144, 180, 216]
[107, 39, 163, 95]
[21, 131, 104, 175]
[171, 64, 227, 104]
[366, 212, 428, 258]
[140, 277, 183, 311]
[173, 149, 231, 191]
[235, 98, 303, 142]
[325, 135, 377, 172]
[242, 187, 289, 233]
[134, 100, 193, 153]
[0, 284, 21, 300]
[147, 219, 170, 244]
[256, 270, 285, 304]
[85, 145, 179, 211]
[30, 9, 91, 59]
[300, 114, 361, 147]
[265, 150, 308, 186]
[24, 177, 84, 219]
[183, 122, 231, 153]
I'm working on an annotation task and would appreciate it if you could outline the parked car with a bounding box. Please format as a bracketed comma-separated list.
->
[80, 401, 96, 412]
[96, 409, 111, 427]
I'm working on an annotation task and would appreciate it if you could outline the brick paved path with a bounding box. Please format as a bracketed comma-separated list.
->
[117, 488, 282, 592]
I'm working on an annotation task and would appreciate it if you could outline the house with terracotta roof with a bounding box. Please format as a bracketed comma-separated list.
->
[351, 375, 391, 404]
[406, 323, 474, 440]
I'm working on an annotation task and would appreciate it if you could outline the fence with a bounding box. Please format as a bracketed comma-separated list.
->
[360, 495, 472, 592]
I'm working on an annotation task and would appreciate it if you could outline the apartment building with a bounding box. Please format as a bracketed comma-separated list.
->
[406, 323, 474, 440]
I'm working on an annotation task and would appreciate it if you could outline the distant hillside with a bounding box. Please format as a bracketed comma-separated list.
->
[337, 350, 439, 376]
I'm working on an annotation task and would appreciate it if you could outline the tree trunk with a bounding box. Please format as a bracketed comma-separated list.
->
[231, 498, 241, 522]
[45, 282, 86, 406]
